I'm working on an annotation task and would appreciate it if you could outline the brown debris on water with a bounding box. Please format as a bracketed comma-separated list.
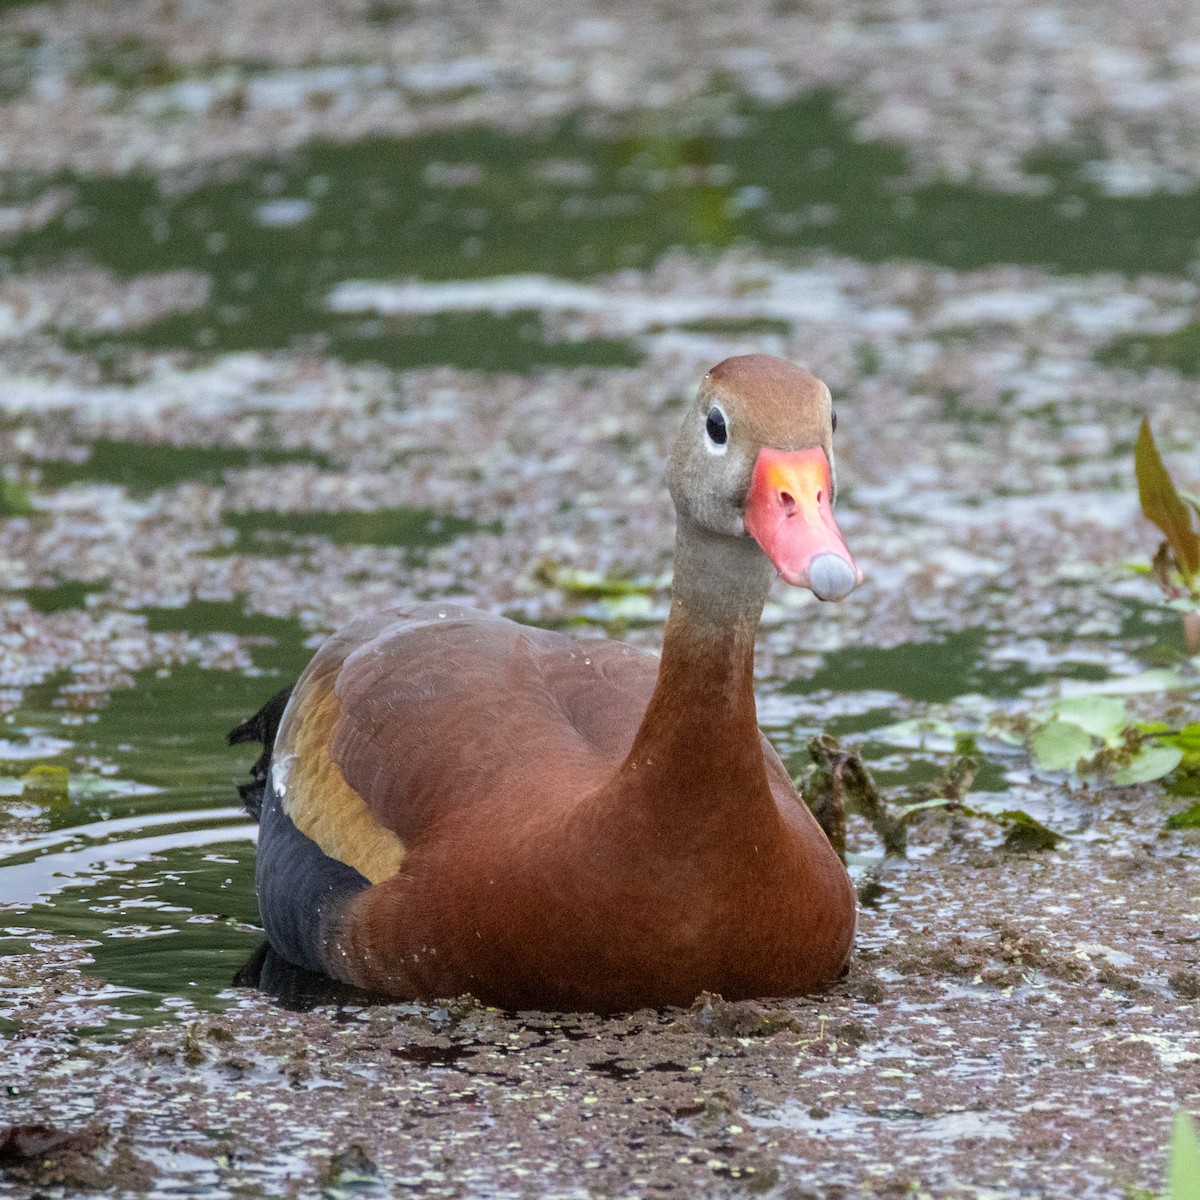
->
[801, 733, 904, 859]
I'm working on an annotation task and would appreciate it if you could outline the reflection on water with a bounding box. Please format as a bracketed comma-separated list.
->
[0, 605, 310, 1022]
[234, 940, 386, 1011]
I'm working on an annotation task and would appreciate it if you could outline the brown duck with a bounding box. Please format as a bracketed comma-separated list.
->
[236, 354, 862, 1012]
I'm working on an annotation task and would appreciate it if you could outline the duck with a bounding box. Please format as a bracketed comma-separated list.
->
[230, 354, 862, 1013]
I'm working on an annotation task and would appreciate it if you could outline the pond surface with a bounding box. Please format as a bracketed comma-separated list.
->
[1, 81, 1197, 1024]
[7, 93, 1200, 374]
[1, 32, 1199, 1194]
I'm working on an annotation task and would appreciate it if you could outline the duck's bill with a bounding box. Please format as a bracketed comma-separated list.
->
[743, 446, 863, 601]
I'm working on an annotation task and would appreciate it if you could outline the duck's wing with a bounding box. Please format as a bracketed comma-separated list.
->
[271, 602, 659, 874]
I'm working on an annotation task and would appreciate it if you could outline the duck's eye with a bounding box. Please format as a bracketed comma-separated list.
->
[832, 410, 838, 433]
[705, 407, 728, 446]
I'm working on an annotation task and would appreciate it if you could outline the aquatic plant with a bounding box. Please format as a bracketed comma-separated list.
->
[1134, 418, 1200, 653]
[1028, 694, 1187, 786]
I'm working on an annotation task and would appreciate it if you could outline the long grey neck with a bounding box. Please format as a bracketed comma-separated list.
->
[664, 515, 774, 646]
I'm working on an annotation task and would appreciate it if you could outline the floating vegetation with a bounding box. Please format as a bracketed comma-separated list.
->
[532, 560, 665, 600]
[993, 808, 1062, 852]
[1169, 1113, 1200, 1200]
[1165, 801, 1200, 830]
[19, 765, 68, 808]
[1025, 695, 1187, 786]
[1133, 418, 1200, 652]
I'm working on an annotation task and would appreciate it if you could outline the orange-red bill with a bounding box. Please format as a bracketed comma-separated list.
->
[743, 446, 862, 601]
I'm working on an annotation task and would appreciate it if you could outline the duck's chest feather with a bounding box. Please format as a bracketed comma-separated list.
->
[340, 779, 852, 1011]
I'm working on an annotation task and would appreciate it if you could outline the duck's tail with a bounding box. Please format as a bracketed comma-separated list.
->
[228, 686, 294, 821]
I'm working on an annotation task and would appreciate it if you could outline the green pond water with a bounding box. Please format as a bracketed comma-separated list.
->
[6, 92, 1200, 373]
[1, 89, 1196, 1023]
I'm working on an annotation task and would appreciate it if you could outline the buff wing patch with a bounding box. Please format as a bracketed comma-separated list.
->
[273, 676, 407, 884]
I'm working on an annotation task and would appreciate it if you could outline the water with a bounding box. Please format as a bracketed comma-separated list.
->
[0, 86, 1196, 1025]
[7, 93, 1200, 375]
[0, 606, 308, 1021]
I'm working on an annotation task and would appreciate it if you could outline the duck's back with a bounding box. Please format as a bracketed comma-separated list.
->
[270, 602, 660, 880]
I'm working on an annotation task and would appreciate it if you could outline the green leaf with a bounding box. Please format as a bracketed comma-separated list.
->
[1051, 695, 1128, 743]
[1166, 802, 1200, 830]
[1136, 419, 1199, 581]
[1157, 723, 1200, 760]
[1168, 1111, 1200, 1200]
[534, 562, 662, 599]
[996, 810, 1062, 852]
[1112, 742, 1185, 786]
[599, 592, 654, 620]
[1030, 718, 1096, 771]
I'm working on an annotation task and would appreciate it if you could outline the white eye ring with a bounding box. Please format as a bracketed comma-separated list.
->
[704, 403, 729, 456]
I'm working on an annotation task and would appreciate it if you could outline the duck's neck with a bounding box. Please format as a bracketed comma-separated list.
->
[618, 515, 777, 818]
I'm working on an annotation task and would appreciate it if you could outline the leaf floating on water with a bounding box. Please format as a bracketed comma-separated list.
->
[1030, 717, 1096, 771]
[1112, 743, 1185, 787]
[532, 560, 664, 599]
[1169, 1112, 1200, 1200]
[20, 764, 69, 808]
[599, 592, 654, 620]
[1050, 695, 1128, 744]
[996, 810, 1062, 852]
[1136, 418, 1199, 583]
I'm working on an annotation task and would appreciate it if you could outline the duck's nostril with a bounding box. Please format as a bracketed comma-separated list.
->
[779, 490, 797, 516]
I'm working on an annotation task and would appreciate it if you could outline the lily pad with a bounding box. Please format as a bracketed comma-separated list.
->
[1112, 743, 1185, 787]
[1068, 669, 1186, 695]
[1030, 718, 1096, 771]
[1051, 695, 1128, 743]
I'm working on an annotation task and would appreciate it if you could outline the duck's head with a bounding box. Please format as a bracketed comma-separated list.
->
[667, 354, 862, 602]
